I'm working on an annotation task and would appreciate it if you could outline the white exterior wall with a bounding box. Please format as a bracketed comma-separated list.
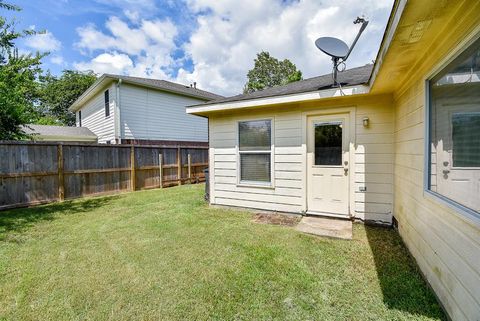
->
[119, 84, 208, 142]
[394, 71, 480, 321]
[76, 83, 116, 144]
[208, 95, 394, 223]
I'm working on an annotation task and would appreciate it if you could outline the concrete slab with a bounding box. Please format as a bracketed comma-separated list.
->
[296, 216, 353, 240]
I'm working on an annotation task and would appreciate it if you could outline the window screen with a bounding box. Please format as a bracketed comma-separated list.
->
[104, 90, 110, 117]
[238, 120, 272, 184]
[428, 37, 480, 213]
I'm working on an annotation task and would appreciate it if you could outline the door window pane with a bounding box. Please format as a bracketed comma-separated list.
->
[239, 120, 271, 151]
[452, 113, 480, 167]
[240, 154, 271, 182]
[314, 122, 342, 165]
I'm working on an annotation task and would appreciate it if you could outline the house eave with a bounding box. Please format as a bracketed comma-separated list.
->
[368, 0, 408, 90]
[186, 84, 370, 115]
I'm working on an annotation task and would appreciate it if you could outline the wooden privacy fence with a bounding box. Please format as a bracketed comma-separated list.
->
[0, 141, 208, 210]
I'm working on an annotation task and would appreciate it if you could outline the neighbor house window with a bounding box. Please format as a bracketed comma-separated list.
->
[78, 111, 82, 127]
[104, 90, 110, 117]
[238, 119, 272, 184]
[428, 37, 480, 215]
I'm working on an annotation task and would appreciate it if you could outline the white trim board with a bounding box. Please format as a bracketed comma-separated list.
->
[186, 85, 369, 114]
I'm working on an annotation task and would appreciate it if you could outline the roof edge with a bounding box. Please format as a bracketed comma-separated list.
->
[69, 74, 221, 112]
[186, 84, 370, 115]
[368, 0, 407, 88]
[69, 74, 113, 112]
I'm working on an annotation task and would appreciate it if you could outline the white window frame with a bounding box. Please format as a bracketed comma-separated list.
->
[424, 29, 480, 225]
[236, 117, 275, 188]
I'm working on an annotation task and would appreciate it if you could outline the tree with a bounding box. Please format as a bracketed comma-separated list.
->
[38, 70, 97, 126]
[0, 1, 44, 140]
[243, 51, 302, 94]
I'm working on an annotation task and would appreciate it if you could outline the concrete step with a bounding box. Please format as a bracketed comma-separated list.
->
[296, 216, 353, 239]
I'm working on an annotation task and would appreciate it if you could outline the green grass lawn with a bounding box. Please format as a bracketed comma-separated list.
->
[0, 185, 445, 321]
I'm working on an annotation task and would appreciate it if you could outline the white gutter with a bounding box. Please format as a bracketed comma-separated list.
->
[186, 84, 369, 114]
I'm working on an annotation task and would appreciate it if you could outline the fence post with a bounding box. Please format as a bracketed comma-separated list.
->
[177, 147, 182, 185]
[130, 145, 136, 191]
[57, 144, 64, 201]
[159, 153, 163, 188]
[187, 154, 191, 184]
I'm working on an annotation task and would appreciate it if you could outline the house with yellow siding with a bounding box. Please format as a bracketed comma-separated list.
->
[187, 0, 480, 319]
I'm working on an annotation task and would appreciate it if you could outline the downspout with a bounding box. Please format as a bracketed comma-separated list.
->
[115, 78, 122, 144]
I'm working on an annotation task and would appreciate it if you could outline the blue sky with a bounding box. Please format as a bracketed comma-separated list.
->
[7, 0, 393, 96]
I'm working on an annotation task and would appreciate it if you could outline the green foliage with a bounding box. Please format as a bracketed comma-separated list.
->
[244, 51, 302, 94]
[37, 70, 97, 126]
[0, 1, 44, 140]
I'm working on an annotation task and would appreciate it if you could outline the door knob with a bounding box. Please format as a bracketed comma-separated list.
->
[442, 169, 450, 175]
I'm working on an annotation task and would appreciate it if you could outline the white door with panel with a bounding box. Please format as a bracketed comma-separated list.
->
[307, 114, 350, 216]
[434, 96, 480, 212]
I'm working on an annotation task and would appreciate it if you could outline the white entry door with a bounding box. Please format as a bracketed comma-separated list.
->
[307, 114, 350, 217]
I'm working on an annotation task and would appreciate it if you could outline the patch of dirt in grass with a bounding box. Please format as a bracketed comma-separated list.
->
[252, 212, 301, 227]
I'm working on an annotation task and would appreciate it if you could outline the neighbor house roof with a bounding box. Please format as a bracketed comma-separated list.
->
[187, 64, 373, 114]
[22, 124, 97, 142]
[69, 74, 224, 112]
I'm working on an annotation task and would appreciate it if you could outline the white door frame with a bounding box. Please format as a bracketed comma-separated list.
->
[301, 107, 356, 217]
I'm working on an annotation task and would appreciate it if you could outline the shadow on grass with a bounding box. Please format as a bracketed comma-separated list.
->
[365, 225, 446, 320]
[0, 196, 121, 242]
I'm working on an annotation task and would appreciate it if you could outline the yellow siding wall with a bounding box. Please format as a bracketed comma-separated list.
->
[394, 81, 480, 320]
[209, 95, 394, 223]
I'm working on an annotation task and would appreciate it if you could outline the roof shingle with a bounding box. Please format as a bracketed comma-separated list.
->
[23, 125, 97, 138]
[104, 74, 224, 101]
[197, 64, 373, 106]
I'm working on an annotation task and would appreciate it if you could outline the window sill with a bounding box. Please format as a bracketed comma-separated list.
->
[237, 182, 275, 189]
[424, 189, 480, 228]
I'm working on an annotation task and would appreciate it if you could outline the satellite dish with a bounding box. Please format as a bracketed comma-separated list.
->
[315, 37, 349, 59]
[315, 16, 369, 87]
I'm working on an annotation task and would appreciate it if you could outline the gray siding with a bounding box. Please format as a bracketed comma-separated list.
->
[76, 84, 116, 144]
[119, 84, 208, 142]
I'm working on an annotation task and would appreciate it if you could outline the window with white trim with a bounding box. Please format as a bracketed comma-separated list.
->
[238, 119, 272, 184]
[428, 37, 480, 214]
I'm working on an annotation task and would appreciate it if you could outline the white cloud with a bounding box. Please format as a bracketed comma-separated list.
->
[73, 0, 393, 96]
[74, 16, 178, 78]
[178, 0, 393, 96]
[50, 55, 65, 66]
[74, 52, 133, 74]
[124, 9, 140, 23]
[24, 31, 61, 52]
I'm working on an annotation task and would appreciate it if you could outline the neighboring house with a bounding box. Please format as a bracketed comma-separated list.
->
[68, 74, 223, 145]
[22, 124, 97, 143]
[187, 1, 480, 320]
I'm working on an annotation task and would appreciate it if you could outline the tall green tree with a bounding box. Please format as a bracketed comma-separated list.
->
[243, 51, 302, 94]
[38, 70, 97, 126]
[0, 1, 44, 140]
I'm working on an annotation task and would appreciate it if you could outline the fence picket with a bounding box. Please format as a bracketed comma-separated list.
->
[0, 142, 208, 210]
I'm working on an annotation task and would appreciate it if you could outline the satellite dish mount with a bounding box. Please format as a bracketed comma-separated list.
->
[315, 16, 369, 87]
